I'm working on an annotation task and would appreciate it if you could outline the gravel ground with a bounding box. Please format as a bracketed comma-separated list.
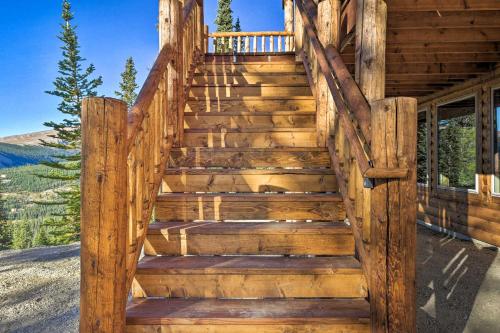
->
[0, 226, 498, 333]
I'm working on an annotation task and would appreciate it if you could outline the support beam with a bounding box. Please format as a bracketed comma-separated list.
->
[370, 97, 417, 333]
[80, 98, 128, 333]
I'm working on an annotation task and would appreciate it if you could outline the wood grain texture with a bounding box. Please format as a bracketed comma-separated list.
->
[132, 256, 367, 298]
[80, 98, 128, 333]
[193, 73, 308, 85]
[162, 168, 338, 193]
[186, 96, 315, 113]
[183, 128, 318, 148]
[155, 193, 346, 221]
[190, 85, 312, 97]
[184, 112, 315, 129]
[126, 298, 370, 325]
[144, 222, 354, 255]
[168, 147, 331, 168]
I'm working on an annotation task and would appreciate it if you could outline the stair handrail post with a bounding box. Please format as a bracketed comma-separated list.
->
[160, 0, 182, 145]
[80, 97, 128, 333]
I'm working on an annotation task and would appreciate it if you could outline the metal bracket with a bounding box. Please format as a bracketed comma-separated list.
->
[363, 177, 374, 189]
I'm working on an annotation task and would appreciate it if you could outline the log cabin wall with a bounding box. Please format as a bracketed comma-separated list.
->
[417, 70, 500, 247]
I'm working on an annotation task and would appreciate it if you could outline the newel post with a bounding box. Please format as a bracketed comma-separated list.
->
[80, 98, 128, 333]
[370, 97, 417, 333]
[283, 0, 293, 51]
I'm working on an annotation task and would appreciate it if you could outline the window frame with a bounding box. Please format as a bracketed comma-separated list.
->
[417, 107, 430, 187]
[435, 93, 479, 194]
[491, 85, 500, 197]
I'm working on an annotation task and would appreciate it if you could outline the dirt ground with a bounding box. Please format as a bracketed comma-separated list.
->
[0, 225, 498, 333]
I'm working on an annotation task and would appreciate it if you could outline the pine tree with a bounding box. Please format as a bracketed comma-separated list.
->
[0, 177, 12, 250]
[38, 0, 102, 244]
[12, 220, 33, 250]
[115, 57, 139, 108]
[215, 0, 234, 52]
[233, 17, 243, 51]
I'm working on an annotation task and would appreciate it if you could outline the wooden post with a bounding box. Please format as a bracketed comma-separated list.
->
[80, 98, 128, 333]
[197, 0, 204, 52]
[316, 0, 340, 146]
[370, 97, 417, 333]
[284, 0, 294, 51]
[204, 25, 209, 53]
[159, 0, 182, 146]
[294, 2, 304, 61]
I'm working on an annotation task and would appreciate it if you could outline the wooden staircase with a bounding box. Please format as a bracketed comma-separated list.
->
[125, 54, 370, 332]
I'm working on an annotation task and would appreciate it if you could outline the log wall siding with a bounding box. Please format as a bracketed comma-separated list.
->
[417, 70, 500, 247]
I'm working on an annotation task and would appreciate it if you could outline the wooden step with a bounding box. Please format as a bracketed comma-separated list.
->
[145, 221, 354, 256]
[184, 128, 317, 148]
[186, 96, 316, 113]
[205, 54, 296, 63]
[155, 193, 346, 221]
[193, 73, 308, 85]
[162, 169, 337, 193]
[199, 63, 305, 74]
[126, 298, 370, 332]
[132, 256, 367, 299]
[184, 111, 315, 130]
[189, 85, 312, 98]
[168, 147, 331, 168]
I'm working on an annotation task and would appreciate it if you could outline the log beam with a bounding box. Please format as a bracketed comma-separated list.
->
[80, 98, 128, 333]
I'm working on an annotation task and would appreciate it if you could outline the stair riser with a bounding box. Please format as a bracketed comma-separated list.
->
[189, 86, 312, 98]
[127, 324, 370, 333]
[205, 55, 297, 63]
[199, 64, 305, 74]
[155, 200, 346, 221]
[162, 174, 338, 193]
[186, 99, 315, 113]
[168, 149, 331, 168]
[193, 74, 308, 85]
[132, 274, 367, 298]
[144, 233, 354, 256]
[184, 132, 318, 148]
[185, 114, 315, 130]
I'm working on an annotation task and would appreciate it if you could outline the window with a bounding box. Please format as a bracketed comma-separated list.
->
[437, 96, 477, 190]
[493, 88, 500, 194]
[417, 111, 428, 184]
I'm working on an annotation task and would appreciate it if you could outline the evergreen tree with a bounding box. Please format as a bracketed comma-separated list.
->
[115, 57, 139, 108]
[39, 0, 102, 244]
[233, 17, 243, 51]
[33, 226, 50, 247]
[0, 177, 12, 250]
[12, 221, 33, 250]
[215, 0, 234, 52]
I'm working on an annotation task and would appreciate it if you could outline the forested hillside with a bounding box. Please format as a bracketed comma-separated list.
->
[0, 143, 58, 168]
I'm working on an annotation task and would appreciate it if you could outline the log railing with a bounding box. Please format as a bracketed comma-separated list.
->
[79, 1, 204, 332]
[208, 31, 294, 53]
[295, 0, 417, 332]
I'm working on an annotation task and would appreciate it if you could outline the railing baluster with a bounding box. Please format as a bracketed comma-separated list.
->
[270, 36, 274, 52]
[229, 36, 233, 52]
[245, 36, 250, 53]
[237, 36, 242, 53]
[278, 36, 282, 52]
[261, 35, 266, 52]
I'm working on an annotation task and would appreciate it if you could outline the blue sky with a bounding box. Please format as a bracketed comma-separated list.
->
[0, 0, 284, 137]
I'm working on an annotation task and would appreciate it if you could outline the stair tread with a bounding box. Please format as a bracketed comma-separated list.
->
[126, 298, 370, 325]
[184, 128, 316, 133]
[184, 111, 315, 115]
[165, 169, 333, 175]
[191, 83, 310, 87]
[157, 193, 342, 201]
[137, 255, 362, 275]
[149, 221, 350, 235]
[189, 96, 315, 101]
[173, 147, 328, 152]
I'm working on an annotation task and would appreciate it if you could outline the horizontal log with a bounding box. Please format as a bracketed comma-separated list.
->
[186, 96, 316, 112]
[209, 31, 294, 37]
[389, 11, 500, 29]
[364, 167, 409, 179]
[387, 28, 500, 44]
[386, 0, 500, 12]
[189, 85, 312, 97]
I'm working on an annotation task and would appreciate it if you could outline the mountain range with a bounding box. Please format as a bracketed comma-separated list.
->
[0, 130, 59, 168]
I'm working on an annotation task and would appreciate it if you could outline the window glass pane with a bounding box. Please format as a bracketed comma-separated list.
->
[437, 96, 476, 189]
[417, 112, 428, 184]
[494, 89, 500, 194]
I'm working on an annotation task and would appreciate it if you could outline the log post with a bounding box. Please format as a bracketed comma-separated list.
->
[204, 25, 209, 53]
[80, 98, 128, 333]
[370, 97, 417, 333]
[196, 0, 204, 52]
[294, 1, 304, 61]
[159, 0, 182, 146]
[284, 0, 294, 51]
[316, 0, 340, 146]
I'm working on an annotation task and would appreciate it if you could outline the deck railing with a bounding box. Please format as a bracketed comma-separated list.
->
[79, 0, 204, 332]
[295, 0, 417, 332]
[208, 31, 294, 53]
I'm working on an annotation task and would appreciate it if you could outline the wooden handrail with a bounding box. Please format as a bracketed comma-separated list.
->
[296, 0, 407, 179]
[209, 31, 294, 37]
[127, 45, 175, 150]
